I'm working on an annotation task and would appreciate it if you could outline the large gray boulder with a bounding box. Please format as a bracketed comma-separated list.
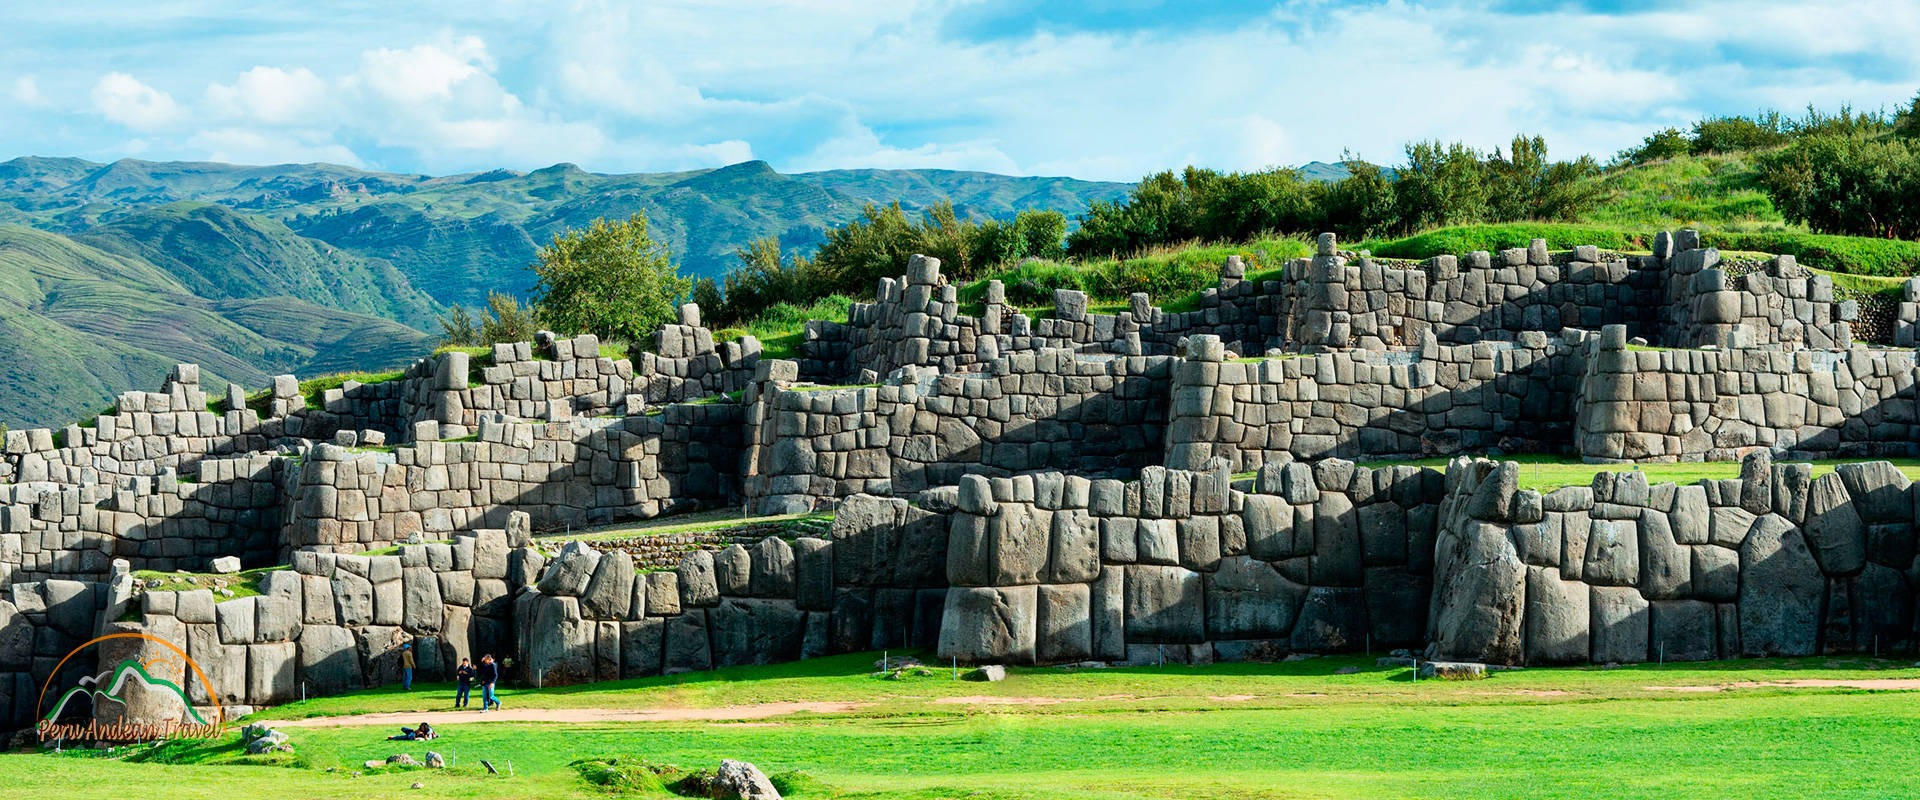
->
[1590, 586, 1649, 663]
[1427, 519, 1524, 664]
[1035, 584, 1092, 664]
[1650, 599, 1716, 662]
[1523, 566, 1589, 664]
[1290, 587, 1366, 652]
[525, 594, 595, 685]
[937, 586, 1037, 663]
[1123, 565, 1203, 644]
[749, 536, 797, 598]
[677, 550, 720, 607]
[580, 551, 636, 620]
[536, 541, 601, 597]
[664, 610, 712, 674]
[1739, 514, 1822, 656]
[714, 544, 752, 596]
[1803, 473, 1865, 576]
[709, 598, 806, 667]
[1638, 510, 1690, 600]
[401, 566, 443, 633]
[298, 624, 362, 693]
[712, 759, 781, 800]
[793, 537, 833, 610]
[1205, 556, 1305, 639]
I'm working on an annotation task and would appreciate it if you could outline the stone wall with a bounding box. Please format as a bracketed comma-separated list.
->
[1575, 325, 1919, 462]
[1164, 332, 1585, 471]
[744, 349, 1173, 514]
[1429, 454, 1914, 665]
[935, 463, 1443, 665]
[285, 405, 745, 554]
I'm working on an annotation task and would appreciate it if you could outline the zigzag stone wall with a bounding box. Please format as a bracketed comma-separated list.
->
[3, 228, 1920, 735]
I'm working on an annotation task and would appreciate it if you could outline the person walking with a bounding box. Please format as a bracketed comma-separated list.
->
[454, 657, 476, 709]
[478, 653, 501, 712]
[399, 642, 416, 691]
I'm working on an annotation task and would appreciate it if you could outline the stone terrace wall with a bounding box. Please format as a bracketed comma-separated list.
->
[1574, 325, 1919, 462]
[0, 454, 289, 579]
[285, 405, 745, 554]
[935, 462, 1445, 665]
[1430, 455, 1915, 665]
[630, 304, 763, 405]
[1663, 239, 1855, 350]
[1164, 332, 1587, 471]
[743, 349, 1174, 514]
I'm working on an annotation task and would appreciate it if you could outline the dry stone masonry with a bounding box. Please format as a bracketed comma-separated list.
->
[5, 229, 1920, 734]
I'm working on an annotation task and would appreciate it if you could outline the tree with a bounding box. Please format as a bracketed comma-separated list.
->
[1321, 153, 1397, 240]
[529, 213, 690, 344]
[436, 305, 479, 347]
[1014, 209, 1068, 260]
[480, 292, 541, 345]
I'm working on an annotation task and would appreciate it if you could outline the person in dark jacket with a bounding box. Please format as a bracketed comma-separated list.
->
[399, 642, 416, 690]
[454, 658, 476, 708]
[477, 654, 501, 711]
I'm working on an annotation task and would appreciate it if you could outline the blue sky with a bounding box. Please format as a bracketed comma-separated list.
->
[1, 0, 1914, 181]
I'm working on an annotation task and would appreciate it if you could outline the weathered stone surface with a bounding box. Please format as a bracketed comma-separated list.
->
[1205, 556, 1305, 639]
[536, 541, 600, 597]
[580, 551, 636, 620]
[1589, 586, 1649, 663]
[1036, 584, 1092, 664]
[1803, 473, 1865, 576]
[1428, 519, 1524, 664]
[1123, 565, 1204, 644]
[749, 536, 797, 598]
[298, 624, 362, 693]
[1739, 514, 1822, 656]
[937, 586, 1037, 663]
[709, 598, 805, 667]
[1524, 566, 1589, 664]
[678, 550, 720, 607]
[664, 609, 712, 674]
[1638, 510, 1689, 600]
[1650, 599, 1716, 662]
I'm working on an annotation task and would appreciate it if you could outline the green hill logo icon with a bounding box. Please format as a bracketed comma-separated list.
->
[34, 633, 227, 742]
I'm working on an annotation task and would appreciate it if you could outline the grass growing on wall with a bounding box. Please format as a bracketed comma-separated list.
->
[1352, 453, 1920, 491]
[131, 566, 285, 601]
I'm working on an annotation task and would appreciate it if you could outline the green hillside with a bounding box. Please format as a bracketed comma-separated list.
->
[0, 156, 1127, 427]
[73, 202, 442, 327]
[0, 225, 431, 428]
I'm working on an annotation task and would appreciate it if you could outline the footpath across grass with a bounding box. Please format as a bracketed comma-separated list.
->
[12, 652, 1920, 799]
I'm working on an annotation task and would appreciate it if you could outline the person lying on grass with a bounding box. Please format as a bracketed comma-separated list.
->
[387, 721, 437, 741]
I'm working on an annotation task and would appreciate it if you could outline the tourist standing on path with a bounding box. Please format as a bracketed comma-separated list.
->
[454, 658, 476, 708]
[399, 642, 416, 690]
[478, 654, 501, 711]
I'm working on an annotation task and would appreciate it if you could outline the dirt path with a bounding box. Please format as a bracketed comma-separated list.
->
[263, 701, 870, 728]
[1645, 678, 1920, 693]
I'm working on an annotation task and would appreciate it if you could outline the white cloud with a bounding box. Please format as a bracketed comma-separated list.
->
[186, 128, 363, 166]
[205, 66, 331, 125]
[23, 0, 1920, 179]
[90, 72, 182, 130]
[10, 76, 45, 107]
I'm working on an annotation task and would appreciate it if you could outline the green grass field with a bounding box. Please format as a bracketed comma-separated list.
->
[15, 651, 1920, 799]
[1352, 454, 1920, 492]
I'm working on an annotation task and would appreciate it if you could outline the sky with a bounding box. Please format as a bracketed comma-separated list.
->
[0, 0, 1915, 182]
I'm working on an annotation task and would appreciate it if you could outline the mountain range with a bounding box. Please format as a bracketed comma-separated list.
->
[0, 156, 1134, 428]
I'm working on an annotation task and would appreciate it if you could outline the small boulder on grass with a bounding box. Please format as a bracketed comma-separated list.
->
[1417, 660, 1487, 680]
[210, 556, 242, 574]
[712, 759, 781, 800]
[963, 664, 1007, 682]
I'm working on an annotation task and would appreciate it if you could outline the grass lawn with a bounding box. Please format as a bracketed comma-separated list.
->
[1352, 454, 1920, 492]
[14, 651, 1920, 799]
